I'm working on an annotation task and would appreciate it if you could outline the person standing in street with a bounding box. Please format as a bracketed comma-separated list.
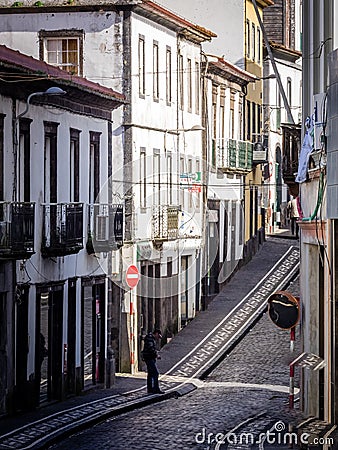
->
[287, 196, 300, 238]
[142, 328, 164, 394]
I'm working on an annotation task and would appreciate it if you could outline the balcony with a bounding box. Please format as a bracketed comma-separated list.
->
[86, 204, 123, 254]
[152, 205, 179, 245]
[0, 202, 35, 259]
[281, 124, 301, 196]
[216, 138, 253, 172]
[41, 203, 84, 257]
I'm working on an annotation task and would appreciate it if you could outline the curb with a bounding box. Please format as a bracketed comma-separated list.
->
[25, 389, 187, 449]
[0, 384, 198, 450]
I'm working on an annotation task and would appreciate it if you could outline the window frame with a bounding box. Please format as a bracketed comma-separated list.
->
[39, 29, 83, 76]
[251, 23, 256, 61]
[166, 46, 172, 105]
[195, 61, 200, 114]
[179, 54, 184, 110]
[153, 40, 159, 102]
[257, 27, 261, 64]
[246, 19, 251, 58]
[138, 35, 146, 98]
[70, 128, 81, 203]
[89, 131, 101, 204]
[187, 58, 192, 112]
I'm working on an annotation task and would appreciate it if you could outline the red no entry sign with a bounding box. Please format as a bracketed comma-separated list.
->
[126, 265, 140, 289]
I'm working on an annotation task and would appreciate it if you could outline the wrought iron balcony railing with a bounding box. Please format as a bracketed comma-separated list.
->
[41, 203, 84, 257]
[215, 138, 253, 172]
[86, 203, 123, 254]
[0, 202, 35, 259]
[152, 205, 179, 242]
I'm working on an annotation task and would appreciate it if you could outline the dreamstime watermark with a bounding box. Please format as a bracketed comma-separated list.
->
[195, 421, 335, 448]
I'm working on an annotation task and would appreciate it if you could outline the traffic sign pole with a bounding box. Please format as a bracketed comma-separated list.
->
[289, 326, 296, 409]
[290, 326, 296, 353]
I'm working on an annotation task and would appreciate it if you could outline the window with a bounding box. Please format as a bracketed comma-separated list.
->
[40, 31, 83, 76]
[230, 90, 235, 140]
[246, 100, 251, 141]
[153, 41, 159, 101]
[252, 102, 257, 139]
[180, 157, 185, 207]
[257, 27, 261, 63]
[188, 158, 193, 210]
[138, 35, 145, 97]
[89, 132, 101, 204]
[153, 151, 160, 205]
[251, 23, 256, 61]
[18, 119, 32, 202]
[220, 88, 225, 144]
[257, 104, 261, 136]
[187, 58, 192, 112]
[140, 148, 146, 209]
[195, 62, 200, 114]
[179, 54, 184, 110]
[276, 87, 281, 129]
[70, 129, 80, 202]
[167, 153, 173, 205]
[195, 159, 201, 211]
[246, 20, 250, 58]
[44, 122, 59, 203]
[287, 77, 292, 105]
[166, 46, 172, 104]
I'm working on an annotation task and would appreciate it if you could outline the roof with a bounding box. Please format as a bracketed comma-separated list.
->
[208, 57, 257, 85]
[135, 1, 217, 43]
[269, 41, 302, 59]
[0, 45, 125, 116]
[0, 0, 217, 43]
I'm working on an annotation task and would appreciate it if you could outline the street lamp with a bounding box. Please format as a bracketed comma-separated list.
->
[15, 86, 67, 122]
[13, 86, 66, 201]
[252, 74, 276, 82]
[166, 124, 205, 135]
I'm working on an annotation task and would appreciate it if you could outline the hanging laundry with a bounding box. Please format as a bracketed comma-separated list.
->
[295, 115, 314, 183]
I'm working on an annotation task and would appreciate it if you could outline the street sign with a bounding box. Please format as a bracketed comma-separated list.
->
[267, 290, 300, 330]
[126, 265, 140, 289]
[290, 352, 325, 371]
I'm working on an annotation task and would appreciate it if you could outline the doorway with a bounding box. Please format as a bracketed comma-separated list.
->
[36, 285, 64, 404]
[81, 279, 106, 387]
[14, 285, 29, 410]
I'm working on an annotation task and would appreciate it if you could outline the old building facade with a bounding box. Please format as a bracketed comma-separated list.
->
[0, 44, 124, 414]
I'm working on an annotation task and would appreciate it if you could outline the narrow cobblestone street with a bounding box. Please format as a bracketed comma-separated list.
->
[50, 278, 303, 450]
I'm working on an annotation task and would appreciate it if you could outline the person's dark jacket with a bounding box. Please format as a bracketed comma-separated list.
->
[142, 332, 158, 361]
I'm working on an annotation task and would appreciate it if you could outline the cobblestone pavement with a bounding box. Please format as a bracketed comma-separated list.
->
[50, 278, 307, 450]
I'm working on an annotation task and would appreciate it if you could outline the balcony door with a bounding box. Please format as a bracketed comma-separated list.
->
[18, 119, 32, 202]
[44, 122, 58, 204]
[89, 132, 100, 205]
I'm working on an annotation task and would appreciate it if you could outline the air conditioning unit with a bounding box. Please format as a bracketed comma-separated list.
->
[96, 215, 109, 241]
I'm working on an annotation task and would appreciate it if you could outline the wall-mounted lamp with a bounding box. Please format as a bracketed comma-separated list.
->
[166, 124, 205, 134]
[253, 74, 277, 82]
[15, 86, 67, 122]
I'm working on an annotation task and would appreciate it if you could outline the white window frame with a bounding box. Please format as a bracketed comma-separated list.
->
[44, 37, 80, 75]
